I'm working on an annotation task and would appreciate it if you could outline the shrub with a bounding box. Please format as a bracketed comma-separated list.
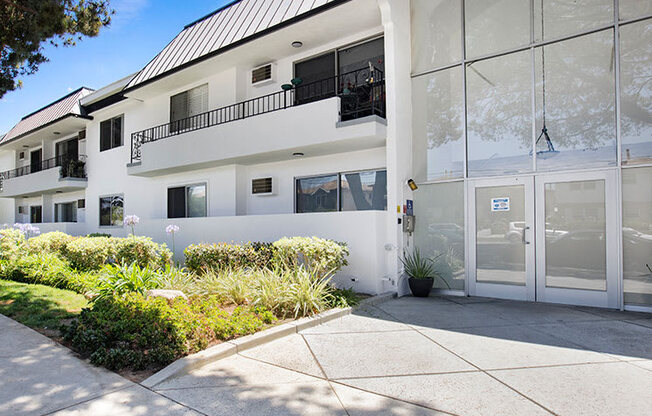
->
[156, 265, 197, 294]
[113, 236, 172, 270]
[64, 237, 117, 271]
[87, 232, 112, 238]
[2, 253, 97, 293]
[95, 262, 162, 301]
[64, 293, 275, 371]
[28, 231, 75, 256]
[273, 237, 349, 277]
[196, 267, 253, 304]
[184, 242, 275, 274]
[0, 228, 26, 260]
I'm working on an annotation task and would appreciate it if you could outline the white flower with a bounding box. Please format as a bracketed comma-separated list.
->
[124, 215, 140, 226]
[166, 224, 179, 235]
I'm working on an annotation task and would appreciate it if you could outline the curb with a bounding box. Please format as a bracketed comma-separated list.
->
[141, 291, 396, 388]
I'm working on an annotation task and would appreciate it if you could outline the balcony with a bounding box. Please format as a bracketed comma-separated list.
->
[0, 155, 88, 198]
[128, 67, 386, 176]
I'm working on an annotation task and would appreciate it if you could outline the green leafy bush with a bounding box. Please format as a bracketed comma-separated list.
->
[28, 231, 75, 256]
[64, 293, 275, 371]
[273, 237, 349, 277]
[87, 232, 112, 238]
[64, 237, 117, 271]
[2, 253, 97, 293]
[96, 263, 161, 301]
[184, 242, 275, 273]
[113, 236, 172, 270]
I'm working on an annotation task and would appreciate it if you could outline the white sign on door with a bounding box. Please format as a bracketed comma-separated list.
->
[491, 197, 510, 212]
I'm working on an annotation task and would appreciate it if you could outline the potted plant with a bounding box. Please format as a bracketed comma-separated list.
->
[400, 249, 447, 297]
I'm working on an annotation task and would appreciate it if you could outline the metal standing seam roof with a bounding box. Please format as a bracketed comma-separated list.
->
[1, 87, 94, 145]
[126, 0, 347, 90]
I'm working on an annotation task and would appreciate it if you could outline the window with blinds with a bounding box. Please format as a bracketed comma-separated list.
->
[170, 84, 208, 133]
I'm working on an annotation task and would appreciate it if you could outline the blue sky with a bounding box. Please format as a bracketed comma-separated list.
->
[0, 0, 232, 134]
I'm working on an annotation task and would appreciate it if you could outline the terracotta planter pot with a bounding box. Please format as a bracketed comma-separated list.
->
[408, 277, 434, 297]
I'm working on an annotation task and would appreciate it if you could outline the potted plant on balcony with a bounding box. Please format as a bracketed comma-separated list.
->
[400, 249, 446, 297]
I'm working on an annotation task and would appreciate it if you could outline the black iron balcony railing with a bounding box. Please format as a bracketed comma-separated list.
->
[0, 155, 87, 191]
[130, 66, 386, 163]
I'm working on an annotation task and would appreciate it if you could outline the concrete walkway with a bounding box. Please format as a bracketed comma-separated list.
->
[149, 296, 652, 416]
[2, 297, 652, 415]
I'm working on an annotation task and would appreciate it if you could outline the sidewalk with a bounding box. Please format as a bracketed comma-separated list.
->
[0, 314, 200, 416]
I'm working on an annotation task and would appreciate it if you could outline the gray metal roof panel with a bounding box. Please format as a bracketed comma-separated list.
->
[127, 0, 348, 89]
[1, 88, 93, 144]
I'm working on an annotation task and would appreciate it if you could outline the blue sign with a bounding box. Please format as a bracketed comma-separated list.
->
[491, 197, 510, 212]
[406, 199, 413, 216]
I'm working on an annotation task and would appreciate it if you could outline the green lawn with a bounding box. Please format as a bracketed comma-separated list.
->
[0, 279, 88, 332]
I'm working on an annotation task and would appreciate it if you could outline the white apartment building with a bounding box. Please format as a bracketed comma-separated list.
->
[1, 0, 651, 312]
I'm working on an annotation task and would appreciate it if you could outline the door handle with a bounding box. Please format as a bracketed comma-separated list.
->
[522, 226, 530, 245]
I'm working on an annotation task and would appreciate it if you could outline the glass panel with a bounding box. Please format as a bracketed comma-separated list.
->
[535, 30, 617, 171]
[295, 53, 336, 104]
[338, 37, 384, 75]
[414, 181, 465, 290]
[30, 206, 42, 224]
[187, 184, 207, 218]
[296, 175, 338, 213]
[622, 167, 652, 306]
[412, 68, 464, 181]
[620, 20, 652, 165]
[533, 0, 613, 42]
[111, 116, 122, 148]
[620, 0, 652, 21]
[100, 119, 112, 151]
[100, 197, 111, 226]
[465, 0, 530, 58]
[110, 196, 124, 227]
[467, 50, 533, 177]
[411, 0, 462, 72]
[544, 180, 606, 291]
[340, 170, 387, 211]
[475, 185, 526, 285]
[167, 187, 186, 218]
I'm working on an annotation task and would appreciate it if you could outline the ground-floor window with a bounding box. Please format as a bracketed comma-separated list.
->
[30, 206, 42, 224]
[167, 183, 207, 218]
[55, 202, 77, 223]
[295, 169, 387, 213]
[99, 195, 124, 226]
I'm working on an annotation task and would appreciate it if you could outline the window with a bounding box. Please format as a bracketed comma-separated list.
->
[100, 116, 123, 151]
[99, 195, 123, 226]
[411, 0, 462, 72]
[55, 138, 79, 166]
[55, 202, 77, 223]
[295, 170, 387, 213]
[30, 206, 42, 224]
[167, 183, 207, 218]
[170, 84, 208, 132]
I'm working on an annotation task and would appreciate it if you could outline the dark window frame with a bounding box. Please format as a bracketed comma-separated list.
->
[167, 183, 207, 218]
[54, 201, 77, 223]
[100, 115, 123, 152]
[99, 194, 124, 227]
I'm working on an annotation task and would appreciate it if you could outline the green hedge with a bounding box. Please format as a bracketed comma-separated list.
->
[0, 228, 26, 260]
[62, 236, 172, 271]
[184, 242, 275, 273]
[2, 253, 97, 294]
[184, 237, 348, 276]
[28, 231, 75, 256]
[64, 293, 275, 371]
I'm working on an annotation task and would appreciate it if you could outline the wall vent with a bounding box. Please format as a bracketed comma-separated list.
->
[18, 151, 25, 160]
[252, 177, 274, 195]
[18, 206, 25, 214]
[77, 199, 86, 209]
[251, 64, 274, 86]
[78, 130, 87, 141]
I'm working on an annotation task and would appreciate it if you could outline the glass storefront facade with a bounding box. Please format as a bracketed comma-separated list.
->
[411, 1, 652, 308]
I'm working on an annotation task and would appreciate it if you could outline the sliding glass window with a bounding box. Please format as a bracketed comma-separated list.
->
[296, 170, 387, 213]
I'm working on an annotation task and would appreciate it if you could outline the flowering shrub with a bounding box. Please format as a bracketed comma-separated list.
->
[28, 231, 75, 256]
[0, 227, 26, 260]
[184, 242, 275, 273]
[14, 223, 40, 238]
[64, 293, 275, 371]
[124, 215, 140, 235]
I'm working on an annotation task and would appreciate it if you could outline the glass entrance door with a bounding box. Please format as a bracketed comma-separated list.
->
[468, 171, 619, 308]
[468, 176, 536, 301]
[535, 170, 619, 308]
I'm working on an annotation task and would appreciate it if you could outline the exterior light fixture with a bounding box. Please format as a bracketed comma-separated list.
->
[291, 41, 303, 48]
[407, 179, 418, 191]
[53, 131, 61, 135]
[292, 152, 304, 157]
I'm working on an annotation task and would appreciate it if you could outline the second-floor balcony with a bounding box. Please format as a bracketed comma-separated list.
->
[0, 155, 87, 198]
[128, 67, 386, 176]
